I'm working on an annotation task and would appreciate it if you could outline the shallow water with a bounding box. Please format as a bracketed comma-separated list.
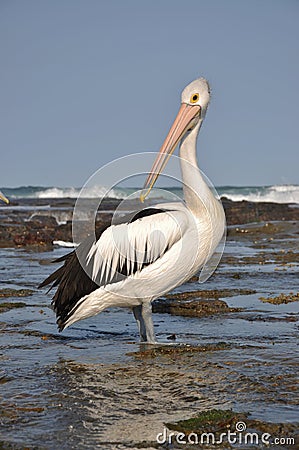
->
[0, 223, 298, 449]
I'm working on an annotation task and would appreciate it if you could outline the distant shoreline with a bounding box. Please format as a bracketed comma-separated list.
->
[1, 184, 299, 204]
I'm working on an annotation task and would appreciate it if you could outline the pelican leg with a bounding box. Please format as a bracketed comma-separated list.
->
[133, 305, 147, 341]
[133, 303, 156, 343]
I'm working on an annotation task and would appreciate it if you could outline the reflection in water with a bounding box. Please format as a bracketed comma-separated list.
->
[47, 356, 233, 448]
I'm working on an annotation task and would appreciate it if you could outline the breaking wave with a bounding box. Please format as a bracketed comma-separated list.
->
[1, 184, 298, 204]
[218, 185, 299, 204]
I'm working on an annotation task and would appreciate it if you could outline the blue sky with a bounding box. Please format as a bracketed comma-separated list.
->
[1, 0, 298, 187]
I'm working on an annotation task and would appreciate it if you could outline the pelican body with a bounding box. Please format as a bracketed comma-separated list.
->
[40, 78, 225, 343]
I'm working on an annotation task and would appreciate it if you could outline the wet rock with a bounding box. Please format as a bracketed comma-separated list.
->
[13, 229, 53, 247]
[166, 408, 242, 434]
[127, 342, 231, 358]
[222, 250, 299, 266]
[165, 288, 256, 300]
[0, 221, 54, 248]
[0, 288, 35, 298]
[0, 204, 112, 248]
[0, 289, 32, 313]
[1, 196, 298, 248]
[28, 214, 58, 228]
[259, 292, 299, 304]
[228, 221, 299, 242]
[166, 408, 298, 444]
[153, 297, 240, 318]
[222, 197, 299, 225]
[153, 289, 254, 317]
[0, 302, 26, 313]
[52, 222, 72, 243]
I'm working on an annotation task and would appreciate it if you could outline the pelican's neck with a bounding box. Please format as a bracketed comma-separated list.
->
[179, 123, 216, 215]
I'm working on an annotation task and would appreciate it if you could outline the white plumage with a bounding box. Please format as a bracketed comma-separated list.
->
[40, 77, 226, 343]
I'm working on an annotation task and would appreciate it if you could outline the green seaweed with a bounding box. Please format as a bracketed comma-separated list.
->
[127, 342, 231, 359]
[0, 288, 35, 298]
[166, 409, 245, 433]
[0, 302, 27, 313]
[259, 292, 299, 304]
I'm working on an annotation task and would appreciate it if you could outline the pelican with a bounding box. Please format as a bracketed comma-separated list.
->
[40, 78, 225, 343]
[0, 191, 9, 204]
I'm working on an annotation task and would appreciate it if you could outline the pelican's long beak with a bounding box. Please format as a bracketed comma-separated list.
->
[140, 103, 201, 202]
[0, 191, 9, 204]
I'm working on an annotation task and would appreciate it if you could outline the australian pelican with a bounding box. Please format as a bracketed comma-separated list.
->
[40, 78, 225, 343]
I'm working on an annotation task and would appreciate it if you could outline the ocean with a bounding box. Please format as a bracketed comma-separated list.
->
[1, 183, 299, 203]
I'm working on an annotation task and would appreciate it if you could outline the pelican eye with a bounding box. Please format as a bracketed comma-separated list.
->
[190, 93, 199, 103]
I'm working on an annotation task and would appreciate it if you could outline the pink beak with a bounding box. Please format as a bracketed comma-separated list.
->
[140, 103, 201, 202]
[0, 191, 9, 204]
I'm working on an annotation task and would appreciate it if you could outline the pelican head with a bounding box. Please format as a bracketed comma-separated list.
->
[0, 191, 9, 204]
[181, 77, 210, 119]
[141, 77, 211, 202]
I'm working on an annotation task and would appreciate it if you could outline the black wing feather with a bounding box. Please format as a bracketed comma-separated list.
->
[40, 208, 169, 330]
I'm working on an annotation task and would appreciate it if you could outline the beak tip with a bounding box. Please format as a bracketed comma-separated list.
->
[0, 193, 9, 204]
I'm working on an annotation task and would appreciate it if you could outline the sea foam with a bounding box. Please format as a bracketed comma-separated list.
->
[219, 185, 299, 204]
[1, 184, 298, 204]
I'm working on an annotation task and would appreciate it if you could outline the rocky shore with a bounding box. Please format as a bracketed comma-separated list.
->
[0, 197, 298, 449]
[0, 197, 298, 248]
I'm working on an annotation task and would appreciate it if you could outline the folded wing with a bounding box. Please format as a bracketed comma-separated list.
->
[40, 207, 187, 330]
